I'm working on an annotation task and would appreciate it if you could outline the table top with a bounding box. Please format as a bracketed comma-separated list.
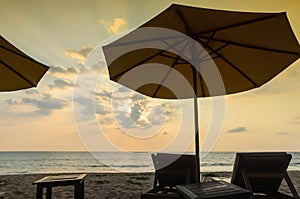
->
[176, 181, 250, 199]
[33, 174, 86, 184]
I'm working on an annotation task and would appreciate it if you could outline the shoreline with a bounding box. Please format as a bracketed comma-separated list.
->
[0, 171, 299, 198]
[1, 169, 299, 176]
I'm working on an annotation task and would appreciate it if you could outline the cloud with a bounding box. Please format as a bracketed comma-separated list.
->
[25, 90, 39, 95]
[109, 18, 127, 34]
[22, 94, 69, 116]
[277, 131, 289, 135]
[99, 18, 127, 34]
[130, 102, 142, 122]
[6, 99, 18, 105]
[112, 93, 168, 129]
[149, 104, 168, 125]
[118, 86, 131, 93]
[73, 96, 95, 118]
[65, 46, 93, 61]
[48, 79, 74, 89]
[73, 60, 107, 76]
[73, 96, 111, 123]
[96, 103, 110, 115]
[108, 87, 179, 128]
[50, 65, 78, 75]
[95, 90, 112, 101]
[227, 126, 247, 133]
[291, 116, 300, 124]
[96, 116, 113, 125]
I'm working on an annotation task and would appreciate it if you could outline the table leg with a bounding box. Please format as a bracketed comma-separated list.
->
[81, 181, 84, 199]
[46, 187, 52, 199]
[75, 181, 84, 199]
[36, 185, 43, 199]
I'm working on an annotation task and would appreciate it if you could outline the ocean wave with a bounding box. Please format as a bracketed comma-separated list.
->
[88, 165, 108, 168]
[110, 165, 150, 168]
[201, 163, 232, 166]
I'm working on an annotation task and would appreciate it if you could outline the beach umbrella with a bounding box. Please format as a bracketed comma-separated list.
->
[0, 35, 49, 91]
[102, 4, 300, 182]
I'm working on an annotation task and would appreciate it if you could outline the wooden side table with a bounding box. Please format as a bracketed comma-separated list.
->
[33, 174, 86, 199]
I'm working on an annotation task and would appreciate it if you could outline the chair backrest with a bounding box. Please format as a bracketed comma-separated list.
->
[151, 153, 197, 189]
[231, 152, 291, 194]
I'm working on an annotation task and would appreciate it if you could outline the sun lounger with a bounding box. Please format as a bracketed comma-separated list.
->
[231, 152, 299, 199]
[141, 153, 197, 199]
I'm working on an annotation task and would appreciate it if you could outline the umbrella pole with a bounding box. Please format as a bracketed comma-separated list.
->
[192, 65, 200, 183]
[194, 94, 201, 183]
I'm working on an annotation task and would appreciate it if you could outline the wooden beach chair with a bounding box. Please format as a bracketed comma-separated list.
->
[141, 153, 197, 199]
[231, 152, 299, 199]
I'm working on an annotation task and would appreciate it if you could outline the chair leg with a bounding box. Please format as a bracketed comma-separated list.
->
[75, 182, 84, 199]
[284, 172, 300, 199]
[241, 170, 256, 199]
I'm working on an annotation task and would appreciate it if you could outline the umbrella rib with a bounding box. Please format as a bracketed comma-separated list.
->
[177, 7, 294, 56]
[175, 7, 190, 35]
[112, 53, 159, 79]
[103, 35, 186, 47]
[201, 43, 230, 61]
[0, 45, 49, 69]
[198, 35, 299, 55]
[189, 41, 206, 97]
[204, 31, 217, 47]
[196, 14, 279, 36]
[159, 53, 186, 62]
[1, 60, 36, 87]
[196, 39, 258, 87]
[192, 32, 217, 62]
[112, 38, 187, 79]
[152, 55, 181, 97]
[161, 38, 191, 63]
[152, 39, 191, 97]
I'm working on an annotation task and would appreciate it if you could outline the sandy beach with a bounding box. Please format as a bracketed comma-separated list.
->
[0, 171, 299, 199]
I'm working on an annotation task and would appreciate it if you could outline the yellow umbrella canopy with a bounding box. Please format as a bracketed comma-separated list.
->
[103, 4, 300, 181]
[0, 35, 49, 91]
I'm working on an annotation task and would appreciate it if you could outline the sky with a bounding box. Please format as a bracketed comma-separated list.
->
[0, 0, 299, 152]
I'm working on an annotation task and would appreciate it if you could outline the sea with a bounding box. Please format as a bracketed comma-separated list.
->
[0, 152, 299, 175]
